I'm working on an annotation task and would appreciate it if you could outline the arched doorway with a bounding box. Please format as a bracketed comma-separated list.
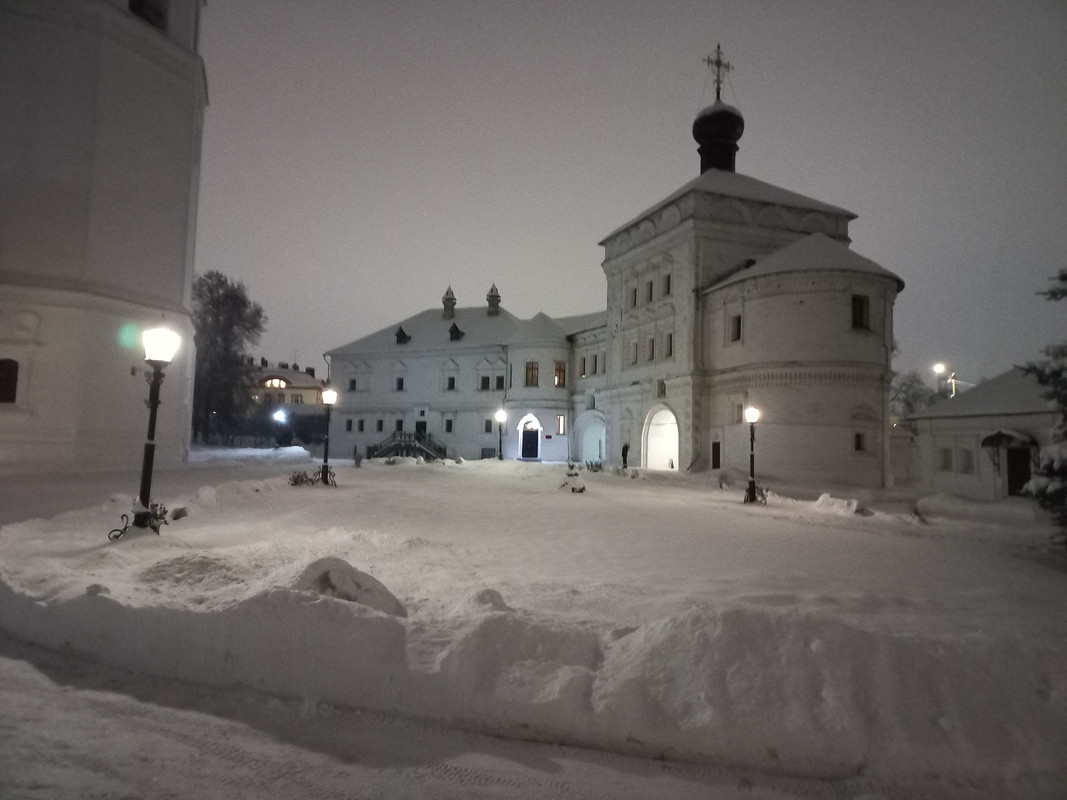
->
[574, 410, 606, 464]
[644, 406, 679, 470]
[516, 413, 542, 461]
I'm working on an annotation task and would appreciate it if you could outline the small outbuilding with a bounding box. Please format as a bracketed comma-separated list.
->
[910, 369, 1057, 501]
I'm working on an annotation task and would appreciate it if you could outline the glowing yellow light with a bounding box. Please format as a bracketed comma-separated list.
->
[744, 406, 760, 424]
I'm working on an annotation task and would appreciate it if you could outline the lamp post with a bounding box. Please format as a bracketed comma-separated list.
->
[933, 362, 958, 397]
[743, 406, 760, 503]
[109, 327, 180, 540]
[321, 387, 337, 484]
[495, 408, 507, 460]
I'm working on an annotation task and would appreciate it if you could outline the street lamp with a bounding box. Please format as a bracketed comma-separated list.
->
[321, 387, 337, 484]
[495, 408, 507, 460]
[933, 362, 958, 397]
[743, 406, 760, 504]
[109, 327, 180, 540]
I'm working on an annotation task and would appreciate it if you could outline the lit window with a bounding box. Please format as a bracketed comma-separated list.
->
[556, 415, 566, 435]
[729, 314, 742, 343]
[554, 361, 566, 387]
[852, 295, 870, 330]
[525, 361, 539, 387]
[265, 378, 287, 389]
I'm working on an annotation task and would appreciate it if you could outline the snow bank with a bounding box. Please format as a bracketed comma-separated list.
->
[2, 576, 1064, 794]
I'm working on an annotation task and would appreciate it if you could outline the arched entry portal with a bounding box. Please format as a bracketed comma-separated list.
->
[644, 406, 679, 470]
[516, 413, 542, 461]
[574, 410, 606, 464]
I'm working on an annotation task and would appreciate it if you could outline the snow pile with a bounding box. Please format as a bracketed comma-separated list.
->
[2, 457, 1066, 798]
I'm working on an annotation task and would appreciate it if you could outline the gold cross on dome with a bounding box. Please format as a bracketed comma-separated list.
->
[703, 43, 732, 99]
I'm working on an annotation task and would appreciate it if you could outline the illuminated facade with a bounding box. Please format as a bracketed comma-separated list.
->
[0, 0, 206, 471]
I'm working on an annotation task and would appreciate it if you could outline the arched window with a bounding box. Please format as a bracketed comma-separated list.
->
[0, 359, 18, 403]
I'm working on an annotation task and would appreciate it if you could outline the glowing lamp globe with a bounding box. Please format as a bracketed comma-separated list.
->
[322, 388, 338, 405]
[495, 409, 507, 424]
[142, 328, 180, 364]
[272, 409, 287, 423]
[744, 406, 761, 424]
[933, 363, 946, 375]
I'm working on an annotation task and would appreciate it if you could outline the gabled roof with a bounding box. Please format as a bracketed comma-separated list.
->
[601, 169, 855, 244]
[556, 310, 608, 337]
[707, 232, 905, 292]
[911, 368, 1054, 420]
[505, 312, 567, 346]
[326, 306, 520, 356]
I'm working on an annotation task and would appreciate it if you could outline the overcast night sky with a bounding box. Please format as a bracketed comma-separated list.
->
[193, 0, 1066, 387]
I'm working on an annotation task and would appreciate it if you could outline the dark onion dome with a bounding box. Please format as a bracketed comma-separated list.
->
[693, 98, 745, 173]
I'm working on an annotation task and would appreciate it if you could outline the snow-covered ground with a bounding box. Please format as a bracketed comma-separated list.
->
[2, 447, 1065, 799]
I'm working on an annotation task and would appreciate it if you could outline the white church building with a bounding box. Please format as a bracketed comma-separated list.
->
[1, 0, 206, 472]
[327, 54, 904, 488]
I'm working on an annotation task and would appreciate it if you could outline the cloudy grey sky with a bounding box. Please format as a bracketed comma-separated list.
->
[193, 0, 1066, 386]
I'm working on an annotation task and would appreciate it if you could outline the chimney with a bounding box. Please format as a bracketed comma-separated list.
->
[260, 357, 268, 368]
[305, 366, 316, 378]
[486, 283, 501, 316]
[442, 286, 456, 319]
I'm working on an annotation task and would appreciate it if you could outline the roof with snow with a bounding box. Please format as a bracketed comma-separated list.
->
[505, 312, 568, 346]
[600, 169, 856, 245]
[706, 232, 905, 292]
[326, 305, 520, 356]
[910, 368, 1054, 420]
[554, 310, 607, 337]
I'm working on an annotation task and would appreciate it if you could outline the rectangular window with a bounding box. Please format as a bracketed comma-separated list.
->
[480, 375, 491, 391]
[629, 286, 638, 307]
[630, 341, 638, 365]
[960, 448, 975, 474]
[938, 447, 953, 472]
[357, 419, 365, 432]
[395, 419, 404, 432]
[484, 418, 493, 434]
[291, 394, 303, 403]
[395, 376, 405, 391]
[663, 273, 672, 296]
[556, 414, 566, 435]
[854, 432, 867, 452]
[734, 403, 744, 424]
[647, 337, 655, 361]
[729, 314, 742, 343]
[666, 332, 674, 357]
[554, 361, 566, 387]
[852, 294, 870, 330]
[495, 375, 505, 391]
[447, 376, 456, 391]
[592, 353, 599, 374]
[348, 378, 357, 391]
[345, 419, 353, 432]
[646, 280, 654, 302]
[525, 361, 539, 387]
[263, 393, 272, 404]
[445, 418, 453, 433]
[580, 356, 587, 378]
[656, 379, 666, 398]
[376, 419, 384, 432]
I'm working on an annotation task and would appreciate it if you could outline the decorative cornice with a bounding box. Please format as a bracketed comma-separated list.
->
[709, 364, 890, 392]
[704, 269, 899, 303]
